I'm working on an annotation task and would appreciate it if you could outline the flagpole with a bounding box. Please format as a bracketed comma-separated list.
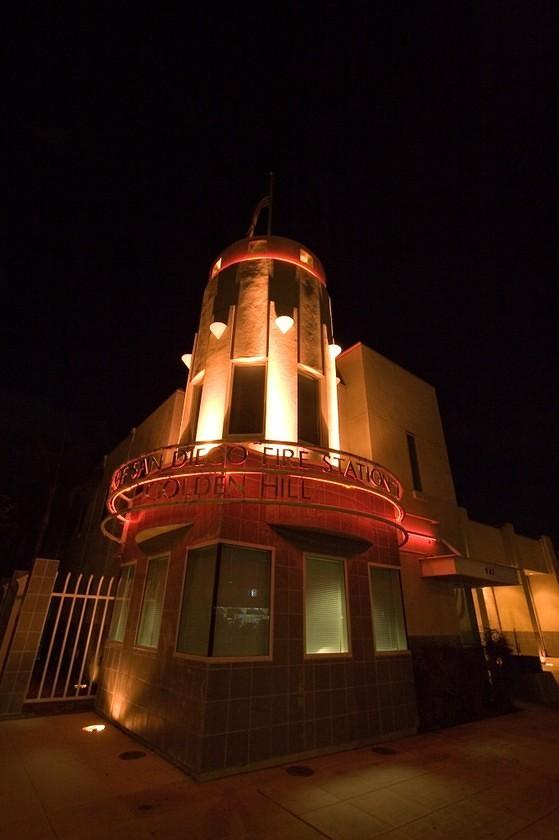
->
[267, 171, 274, 236]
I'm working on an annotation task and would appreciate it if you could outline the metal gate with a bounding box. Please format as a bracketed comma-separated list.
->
[25, 572, 116, 704]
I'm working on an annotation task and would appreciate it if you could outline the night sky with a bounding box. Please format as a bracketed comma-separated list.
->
[5, 5, 558, 550]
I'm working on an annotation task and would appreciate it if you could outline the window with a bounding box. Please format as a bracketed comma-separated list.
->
[177, 545, 216, 655]
[108, 563, 135, 642]
[299, 249, 314, 267]
[177, 543, 271, 657]
[369, 565, 407, 652]
[298, 372, 321, 445]
[136, 555, 168, 648]
[186, 383, 203, 442]
[228, 365, 265, 435]
[406, 433, 422, 491]
[305, 555, 348, 655]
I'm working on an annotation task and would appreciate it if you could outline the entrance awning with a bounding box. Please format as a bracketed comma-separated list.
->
[420, 554, 519, 586]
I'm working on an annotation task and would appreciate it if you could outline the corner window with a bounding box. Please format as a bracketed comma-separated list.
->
[298, 372, 321, 446]
[406, 433, 422, 491]
[136, 555, 168, 648]
[228, 365, 266, 436]
[369, 565, 407, 652]
[177, 543, 271, 658]
[108, 563, 135, 643]
[305, 555, 349, 655]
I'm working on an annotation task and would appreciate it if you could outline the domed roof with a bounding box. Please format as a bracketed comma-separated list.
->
[209, 235, 326, 285]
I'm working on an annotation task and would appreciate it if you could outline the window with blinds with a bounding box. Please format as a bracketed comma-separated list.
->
[136, 555, 168, 648]
[305, 555, 349, 655]
[108, 563, 135, 643]
[177, 543, 271, 658]
[369, 565, 407, 652]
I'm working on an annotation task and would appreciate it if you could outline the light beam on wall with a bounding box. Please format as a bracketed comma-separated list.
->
[181, 353, 192, 368]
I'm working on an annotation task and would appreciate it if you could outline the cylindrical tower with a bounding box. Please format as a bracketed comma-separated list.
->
[179, 236, 341, 450]
[102, 230, 409, 781]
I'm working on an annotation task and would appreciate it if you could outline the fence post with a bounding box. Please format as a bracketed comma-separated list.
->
[0, 558, 59, 716]
[0, 571, 29, 677]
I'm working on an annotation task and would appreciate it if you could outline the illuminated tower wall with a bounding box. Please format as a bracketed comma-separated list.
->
[98, 234, 413, 780]
[180, 236, 340, 451]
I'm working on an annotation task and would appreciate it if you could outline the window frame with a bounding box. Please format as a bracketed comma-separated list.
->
[303, 552, 351, 659]
[368, 562, 409, 656]
[226, 361, 268, 439]
[133, 553, 170, 652]
[174, 539, 274, 663]
[107, 560, 136, 644]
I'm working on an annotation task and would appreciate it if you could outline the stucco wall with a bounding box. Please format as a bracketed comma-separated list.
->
[69, 390, 184, 577]
[464, 520, 508, 567]
[400, 551, 459, 639]
[338, 343, 463, 552]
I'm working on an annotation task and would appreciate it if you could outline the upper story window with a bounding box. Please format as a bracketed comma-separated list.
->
[176, 543, 272, 658]
[299, 249, 314, 267]
[228, 365, 266, 436]
[369, 564, 407, 652]
[406, 433, 423, 492]
[185, 382, 203, 443]
[108, 563, 135, 643]
[298, 372, 321, 446]
[136, 555, 168, 649]
[305, 554, 349, 655]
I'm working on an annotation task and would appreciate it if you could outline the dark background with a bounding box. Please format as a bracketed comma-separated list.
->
[3, 4, 557, 573]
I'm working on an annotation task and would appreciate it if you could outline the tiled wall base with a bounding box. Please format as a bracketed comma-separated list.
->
[97, 652, 418, 776]
[194, 726, 418, 781]
[97, 700, 416, 781]
[96, 511, 418, 776]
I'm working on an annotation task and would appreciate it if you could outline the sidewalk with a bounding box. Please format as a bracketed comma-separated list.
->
[1, 703, 558, 839]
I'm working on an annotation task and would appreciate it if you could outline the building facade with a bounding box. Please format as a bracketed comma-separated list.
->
[74, 234, 558, 778]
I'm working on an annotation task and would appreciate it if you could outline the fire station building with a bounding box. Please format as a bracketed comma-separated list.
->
[76, 234, 558, 778]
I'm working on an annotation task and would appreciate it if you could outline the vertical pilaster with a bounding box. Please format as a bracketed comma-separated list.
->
[324, 325, 340, 450]
[266, 303, 298, 441]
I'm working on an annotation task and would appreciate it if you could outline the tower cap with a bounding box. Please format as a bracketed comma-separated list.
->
[209, 236, 326, 285]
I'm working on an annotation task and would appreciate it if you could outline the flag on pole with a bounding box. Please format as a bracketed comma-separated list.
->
[247, 194, 271, 238]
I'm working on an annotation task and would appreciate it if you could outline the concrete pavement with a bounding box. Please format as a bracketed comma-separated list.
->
[1, 703, 559, 839]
